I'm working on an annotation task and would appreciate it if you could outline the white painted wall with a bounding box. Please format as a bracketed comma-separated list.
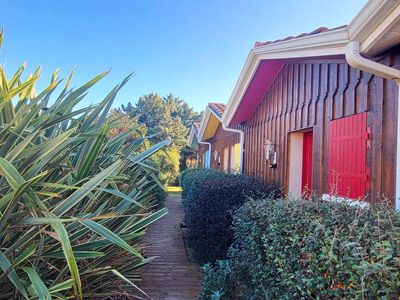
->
[288, 132, 304, 198]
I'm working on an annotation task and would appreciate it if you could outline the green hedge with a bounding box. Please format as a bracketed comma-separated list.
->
[180, 169, 278, 264]
[202, 199, 400, 299]
[179, 168, 226, 208]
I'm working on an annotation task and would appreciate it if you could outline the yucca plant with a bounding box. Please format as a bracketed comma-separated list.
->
[0, 29, 169, 299]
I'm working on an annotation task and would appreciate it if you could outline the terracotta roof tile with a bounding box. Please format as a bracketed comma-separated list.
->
[208, 103, 226, 118]
[254, 25, 347, 48]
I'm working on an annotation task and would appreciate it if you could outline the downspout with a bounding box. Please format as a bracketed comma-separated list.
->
[222, 124, 245, 174]
[345, 41, 400, 210]
[198, 141, 211, 169]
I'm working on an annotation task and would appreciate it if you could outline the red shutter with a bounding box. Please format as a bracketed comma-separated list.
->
[328, 112, 370, 199]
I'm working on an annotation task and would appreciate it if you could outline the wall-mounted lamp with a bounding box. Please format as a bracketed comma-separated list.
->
[214, 150, 221, 165]
[214, 150, 219, 161]
[265, 140, 277, 168]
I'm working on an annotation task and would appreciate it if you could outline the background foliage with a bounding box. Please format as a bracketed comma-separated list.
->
[107, 108, 147, 142]
[0, 31, 169, 299]
[150, 146, 180, 185]
[120, 93, 202, 185]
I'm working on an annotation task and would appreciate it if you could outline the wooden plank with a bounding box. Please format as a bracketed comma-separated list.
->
[140, 195, 201, 300]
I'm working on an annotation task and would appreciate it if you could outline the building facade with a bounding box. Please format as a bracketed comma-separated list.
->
[197, 103, 241, 172]
[240, 53, 399, 202]
[191, 0, 400, 208]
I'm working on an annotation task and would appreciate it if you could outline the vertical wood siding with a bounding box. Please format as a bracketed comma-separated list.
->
[242, 49, 400, 203]
[198, 144, 209, 168]
[204, 124, 240, 170]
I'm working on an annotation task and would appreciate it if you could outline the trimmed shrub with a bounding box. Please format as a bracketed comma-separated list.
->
[180, 168, 227, 208]
[185, 174, 277, 264]
[227, 199, 400, 299]
[179, 168, 202, 192]
[200, 260, 236, 300]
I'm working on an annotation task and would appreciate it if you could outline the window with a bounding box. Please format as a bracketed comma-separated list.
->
[328, 112, 370, 199]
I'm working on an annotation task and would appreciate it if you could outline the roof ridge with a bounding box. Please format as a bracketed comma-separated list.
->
[208, 102, 226, 118]
[254, 25, 347, 48]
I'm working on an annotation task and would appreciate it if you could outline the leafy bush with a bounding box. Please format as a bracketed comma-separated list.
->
[179, 167, 201, 191]
[184, 172, 277, 264]
[200, 260, 236, 300]
[180, 168, 228, 208]
[0, 31, 169, 299]
[151, 146, 181, 185]
[227, 199, 400, 299]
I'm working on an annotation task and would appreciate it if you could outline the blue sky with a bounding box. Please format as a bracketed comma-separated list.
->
[1, 0, 367, 113]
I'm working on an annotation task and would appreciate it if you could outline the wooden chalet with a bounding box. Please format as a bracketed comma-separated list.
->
[197, 103, 241, 172]
[220, 0, 400, 208]
[188, 1, 400, 208]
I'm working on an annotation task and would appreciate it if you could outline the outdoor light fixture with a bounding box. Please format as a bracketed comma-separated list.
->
[265, 140, 277, 168]
[214, 150, 219, 161]
[213, 150, 221, 165]
[265, 140, 274, 158]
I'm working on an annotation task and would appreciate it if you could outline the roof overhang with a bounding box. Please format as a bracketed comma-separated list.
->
[187, 125, 199, 147]
[222, 0, 400, 126]
[198, 106, 223, 141]
[348, 0, 400, 56]
[222, 26, 349, 126]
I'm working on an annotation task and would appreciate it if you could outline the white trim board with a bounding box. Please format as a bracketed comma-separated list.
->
[198, 104, 223, 142]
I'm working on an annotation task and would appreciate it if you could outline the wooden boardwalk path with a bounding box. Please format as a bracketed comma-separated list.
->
[140, 195, 201, 300]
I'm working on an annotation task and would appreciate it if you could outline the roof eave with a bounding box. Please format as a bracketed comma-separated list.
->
[187, 125, 197, 146]
[222, 26, 349, 126]
[348, 0, 398, 45]
[357, 3, 400, 56]
[198, 105, 223, 141]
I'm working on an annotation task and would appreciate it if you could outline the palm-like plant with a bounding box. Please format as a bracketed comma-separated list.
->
[0, 30, 169, 299]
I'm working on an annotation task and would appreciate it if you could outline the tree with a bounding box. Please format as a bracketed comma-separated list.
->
[121, 93, 202, 184]
[121, 93, 199, 147]
[163, 94, 203, 128]
[150, 147, 181, 185]
[122, 93, 166, 138]
[108, 108, 147, 142]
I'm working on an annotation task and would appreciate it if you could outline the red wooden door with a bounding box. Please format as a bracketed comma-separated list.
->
[302, 132, 313, 194]
[328, 112, 369, 199]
